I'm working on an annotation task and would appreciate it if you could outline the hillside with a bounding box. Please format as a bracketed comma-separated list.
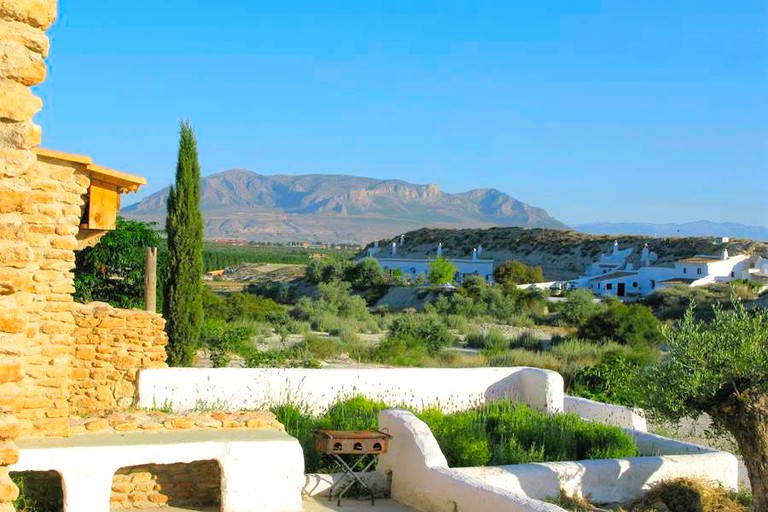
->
[121, 169, 568, 243]
[366, 227, 768, 281]
[575, 220, 768, 241]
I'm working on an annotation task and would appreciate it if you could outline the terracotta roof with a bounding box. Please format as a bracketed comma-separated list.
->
[34, 147, 146, 193]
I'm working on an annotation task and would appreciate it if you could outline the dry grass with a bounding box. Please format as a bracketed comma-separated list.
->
[627, 478, 748, 512]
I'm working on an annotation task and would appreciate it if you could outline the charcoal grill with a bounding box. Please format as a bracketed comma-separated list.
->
[314, 429, 391, 505]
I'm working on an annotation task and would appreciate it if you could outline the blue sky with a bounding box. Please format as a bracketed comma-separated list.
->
[37, 0, 767, 226]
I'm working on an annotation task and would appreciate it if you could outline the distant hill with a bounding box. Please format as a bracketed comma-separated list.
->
[575, 221, 768, 242]
[122, 169, 568, 243]
[367, 226, 768, 281]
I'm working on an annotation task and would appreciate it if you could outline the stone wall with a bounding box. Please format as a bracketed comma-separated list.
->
[0, 0, 58, 507]
[71, 303, 167, 416]
[13, 155, 91, 439]
[111, 461, 220, 509]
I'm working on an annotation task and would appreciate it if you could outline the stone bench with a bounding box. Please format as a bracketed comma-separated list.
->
[11, 429, 304, 512]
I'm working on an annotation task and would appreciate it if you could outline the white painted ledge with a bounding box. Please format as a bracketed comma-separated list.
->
[12, 429, 304, 512]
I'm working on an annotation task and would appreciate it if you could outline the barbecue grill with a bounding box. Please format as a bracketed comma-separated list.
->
[314, 429, 391, 505]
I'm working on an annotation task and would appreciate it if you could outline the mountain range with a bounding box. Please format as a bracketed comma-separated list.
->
[122, 169, 568, 243]
[575, 221, 768, 242]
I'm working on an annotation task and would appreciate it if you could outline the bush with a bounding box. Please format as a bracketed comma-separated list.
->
[559, 289, 604, 327]
[420, 400, 637, 467]
[493, 260, 544, 287]
[199, 319, 256, 367]
[369, 336, 435, 367]
[464, 329, 510, 352]
[578, 302, 662, 347]
[203, 287, 284, 323]
[508, 331, 541, 351]
[387, 314, 455, 355]
[294, 281, 375, 332]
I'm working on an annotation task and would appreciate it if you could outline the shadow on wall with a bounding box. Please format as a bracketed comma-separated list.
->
[504, 456, 665, 506]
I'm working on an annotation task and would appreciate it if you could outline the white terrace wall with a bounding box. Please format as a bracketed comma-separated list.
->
[377, 409, 739, 510]
[564, 395, 647, 431]
[137, 367, 564, 415]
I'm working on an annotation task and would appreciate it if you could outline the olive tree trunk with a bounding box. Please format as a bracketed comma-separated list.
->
[715, 396, 768, 510]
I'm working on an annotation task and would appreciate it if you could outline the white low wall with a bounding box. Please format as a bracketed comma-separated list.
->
[12, 429, 304, 512]
[137, 367, 564, 415]
[377, 409, 739, 509]
[564, 395, 647, 431]
[377, 409, 563, 512]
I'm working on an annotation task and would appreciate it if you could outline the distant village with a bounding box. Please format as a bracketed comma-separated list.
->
[360, 234, 768, 298]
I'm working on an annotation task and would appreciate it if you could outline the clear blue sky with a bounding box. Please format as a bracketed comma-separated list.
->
[37, 0, 767, 226]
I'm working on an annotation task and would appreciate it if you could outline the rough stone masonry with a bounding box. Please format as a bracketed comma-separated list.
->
[0, 0, 58, 508]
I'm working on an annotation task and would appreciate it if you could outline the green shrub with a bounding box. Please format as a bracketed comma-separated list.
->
[509, 331, 541, 350]
[420, 400, 637, 467]
[559, 289, 605, 327]
[200, 319, 256, 367]
[369, 336, 435, 367]
[387, 314, 455, 355]
[465, 329, 510, 353]
[578, 302, 662, 347]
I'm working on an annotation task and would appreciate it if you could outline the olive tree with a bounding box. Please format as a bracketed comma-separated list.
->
[428, 257, 457, 285]
[639, 303, 768, 508]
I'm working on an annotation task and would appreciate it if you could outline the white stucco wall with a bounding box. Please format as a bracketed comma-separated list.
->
[378, 409, 738, 509]
[377, 409, 564, 512]
[564, 395, 647, 431]
[137, 367, 564, 415]
[12, 429, 304, 512]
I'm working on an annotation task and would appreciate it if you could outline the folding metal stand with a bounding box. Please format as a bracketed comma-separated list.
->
[323, 451, 379, 505]
[314, 429, 391, 507]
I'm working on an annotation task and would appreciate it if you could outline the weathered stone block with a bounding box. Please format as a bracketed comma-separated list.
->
[32, 417, 68, 436]
[0, 383, 21, 413]
[0, 416, 19, 440]
[0, 469, 19, 502]
[0, 0, 58, 29]
[0, 77, 41, 121]
[0, 361, 22, 384]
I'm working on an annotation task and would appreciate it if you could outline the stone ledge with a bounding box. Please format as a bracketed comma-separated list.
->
[67, 409, 284, 437]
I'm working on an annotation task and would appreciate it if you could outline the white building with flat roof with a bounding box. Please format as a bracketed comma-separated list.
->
[573, 244, 752, 298]
[366, 238, 494, 284]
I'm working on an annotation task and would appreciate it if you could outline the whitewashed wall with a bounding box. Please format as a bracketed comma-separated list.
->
[564, 395, 647, 431]
[378, 409, 738, 510]
[137, 367, 564, 415]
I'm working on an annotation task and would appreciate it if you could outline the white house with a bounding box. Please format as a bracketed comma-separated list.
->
[573, 243, 752, 298]
[366, 237, 494, 284]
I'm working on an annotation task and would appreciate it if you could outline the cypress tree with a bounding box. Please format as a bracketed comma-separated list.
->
[163, 121, 204, 366]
